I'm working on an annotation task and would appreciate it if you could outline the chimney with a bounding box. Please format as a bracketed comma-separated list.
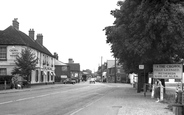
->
[29, 29, 35, 40]
[54, 52, 59, 60]
[36, 34, 43, 45]
[12, 18, 19, 30]
[68, 58, 74, 63]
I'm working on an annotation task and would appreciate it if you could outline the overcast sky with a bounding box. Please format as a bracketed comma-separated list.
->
[0, 0, 119, 72]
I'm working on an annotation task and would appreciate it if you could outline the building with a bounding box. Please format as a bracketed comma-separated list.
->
[66, 58, 80, 81]
[54, 55, 69, 82]
[106, 60, 127, 83]
[0, 18, 55, 84]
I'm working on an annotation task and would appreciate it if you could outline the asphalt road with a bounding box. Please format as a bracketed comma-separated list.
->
[0, 82, 174, 115]
[0, 82, 112, 115]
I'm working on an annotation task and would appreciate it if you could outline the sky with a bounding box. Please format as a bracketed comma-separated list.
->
[0, 0, 119, 72]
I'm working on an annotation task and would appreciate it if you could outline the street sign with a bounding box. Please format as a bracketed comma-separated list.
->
[153, 64, 183, 79]
[139, 65, 144, 69]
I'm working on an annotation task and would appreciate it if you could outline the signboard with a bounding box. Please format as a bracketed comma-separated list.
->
[9, 46, 20, 57]
[139, 65, 144, 69]
[61, 75, 67, 78]
[153, 64, 183, 79]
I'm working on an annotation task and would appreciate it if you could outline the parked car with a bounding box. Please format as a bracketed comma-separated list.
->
[89, 78, 95, 84]
[63, 78, 76, 84]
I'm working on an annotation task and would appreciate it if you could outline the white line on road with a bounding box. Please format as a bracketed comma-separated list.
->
[70, 94, 105, 115]
[0, 86, 92, 105]
[0, 101, 13, 105]
[16, 97, 35, 101]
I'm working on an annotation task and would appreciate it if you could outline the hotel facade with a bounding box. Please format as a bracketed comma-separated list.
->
[0, 19, 55, 84]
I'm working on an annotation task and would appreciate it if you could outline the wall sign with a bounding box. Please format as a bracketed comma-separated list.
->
[9, 46, 20, 57]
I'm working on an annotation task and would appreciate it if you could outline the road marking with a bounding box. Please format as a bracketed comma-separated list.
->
[0, 101, 13, 105]
[0, 86, 92, 105]
[16, 97, 35, 101]
[70, 94, 105, 115]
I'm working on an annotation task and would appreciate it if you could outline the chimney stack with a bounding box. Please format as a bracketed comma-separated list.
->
[68, 58, 74, 63]
[29, 29, 35, 40]
[36, 34, 43, 45]
[54, 52, 59, 60]
[12, 18, 19, 30]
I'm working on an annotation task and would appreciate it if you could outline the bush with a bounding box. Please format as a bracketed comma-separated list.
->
[0, 75, 13, 84]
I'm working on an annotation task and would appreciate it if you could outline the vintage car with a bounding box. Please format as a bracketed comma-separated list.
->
[63, 78, 76, 84]
[89, 77, 95, 84]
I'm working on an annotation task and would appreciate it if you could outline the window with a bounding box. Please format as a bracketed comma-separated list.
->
[47, 71, 50, 82]
[175, 79, 181, 82]
[0, 68, 7, 75]
[35, 70, 39, 82]
[41, 71, 43, 82]
[0, 47, 7, 60]
[51, 72, 53, 81]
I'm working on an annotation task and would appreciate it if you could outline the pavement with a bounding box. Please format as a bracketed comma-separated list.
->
[0, 83, 66, 94]
[0, 82, 175, 115]
[116, 87, 174, 115]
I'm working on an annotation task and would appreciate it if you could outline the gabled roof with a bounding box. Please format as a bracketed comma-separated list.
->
[0, 26, 53, 57]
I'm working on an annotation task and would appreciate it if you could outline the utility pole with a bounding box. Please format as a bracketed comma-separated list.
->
[115, 57, 117, 83]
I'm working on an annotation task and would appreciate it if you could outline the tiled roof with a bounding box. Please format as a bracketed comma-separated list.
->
[0, 26, 53, 57]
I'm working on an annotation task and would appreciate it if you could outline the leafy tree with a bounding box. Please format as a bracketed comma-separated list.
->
[104, 0, 184, 73]
[12, 47, 37, 81]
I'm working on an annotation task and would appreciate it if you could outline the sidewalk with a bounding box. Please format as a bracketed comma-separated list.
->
[0, 83, 65, 94]
[0, 81, 89, 94]
[117, 85, 174, 115]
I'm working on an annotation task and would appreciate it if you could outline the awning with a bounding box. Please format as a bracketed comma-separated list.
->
[43, 71, 47, 76]
[50, 72, 56, 76]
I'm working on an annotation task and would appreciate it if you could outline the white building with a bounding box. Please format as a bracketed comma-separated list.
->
[0, 18, 55, 84]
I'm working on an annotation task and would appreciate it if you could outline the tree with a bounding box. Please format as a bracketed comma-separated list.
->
[12, 47, 37, 81]
[104, 0, 184, 73]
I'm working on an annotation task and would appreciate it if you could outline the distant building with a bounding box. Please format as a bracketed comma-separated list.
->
[66, 58, 80, 80]
[0, 18, 55, 84]
[54, 58, 69, 82]
[106, 60, 127, 83]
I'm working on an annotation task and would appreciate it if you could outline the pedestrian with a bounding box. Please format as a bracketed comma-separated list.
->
[154, 79, 161, 102]
[175, 83, 181, 103]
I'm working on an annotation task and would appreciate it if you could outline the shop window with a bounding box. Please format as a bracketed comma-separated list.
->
[0, 68, 7, 75]
[0, 47, 7, 60]
[35, 70, 39, 82]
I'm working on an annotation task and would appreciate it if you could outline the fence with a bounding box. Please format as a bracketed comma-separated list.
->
[0, 81, 12, 90]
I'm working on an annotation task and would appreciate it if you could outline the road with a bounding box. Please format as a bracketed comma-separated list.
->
[0, 82, 173, 115]
[0, 82, 112, 115]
